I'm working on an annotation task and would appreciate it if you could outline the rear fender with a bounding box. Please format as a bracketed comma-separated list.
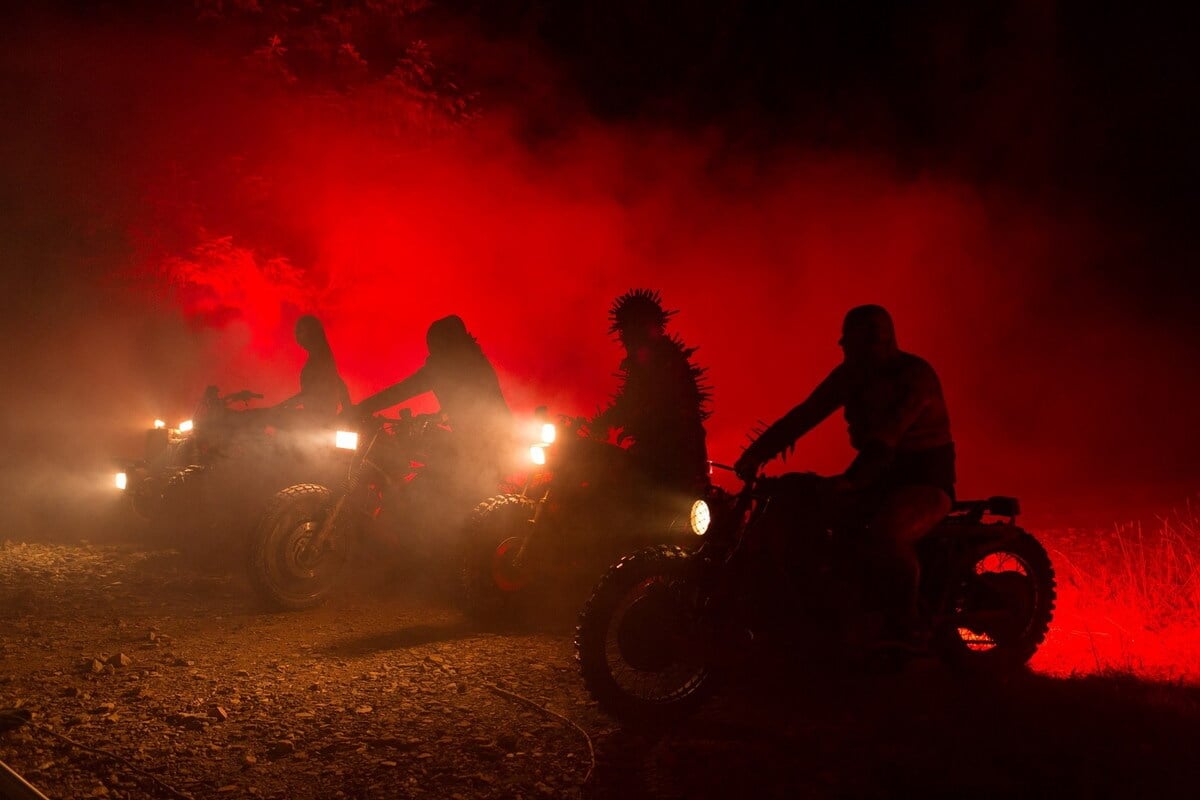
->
[926, 520, 1027, 549]
[919, 523, 1030, 595]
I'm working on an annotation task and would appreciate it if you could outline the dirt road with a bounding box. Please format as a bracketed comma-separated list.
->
[3, 540, 1200, 799]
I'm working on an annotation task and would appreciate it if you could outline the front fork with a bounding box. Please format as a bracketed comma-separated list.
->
[509, 485, 551, 570]
[304, 462, 370, 558]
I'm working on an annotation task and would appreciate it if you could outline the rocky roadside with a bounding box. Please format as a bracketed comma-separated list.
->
[6, 540, 1200, 799]
[0, 541, 610, 799]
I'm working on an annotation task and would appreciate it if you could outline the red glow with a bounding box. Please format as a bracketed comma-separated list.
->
[104, 39, 1198, 532]
[9, 17, 1199, 681]
[137, 117, 1115, 526]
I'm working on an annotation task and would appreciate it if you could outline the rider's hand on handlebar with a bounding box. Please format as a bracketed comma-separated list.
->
[733, 452, 760, 482]
[225, 389, 264, 405]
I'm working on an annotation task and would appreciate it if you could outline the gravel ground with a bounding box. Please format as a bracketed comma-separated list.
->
[0, 540, 600, 799]
[4, 539, 1200, 799]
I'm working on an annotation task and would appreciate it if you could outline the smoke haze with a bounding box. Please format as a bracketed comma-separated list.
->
[2, 3, 1198, 535]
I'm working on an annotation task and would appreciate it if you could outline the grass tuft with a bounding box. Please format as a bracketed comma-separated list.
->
[1034, 497, 1200, 681]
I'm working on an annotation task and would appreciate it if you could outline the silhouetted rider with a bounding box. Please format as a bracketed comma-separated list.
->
[734, 304, 955, 645]
[591, 289, 710, 496]
[354, 315, 512, 495]
[277, 315, 351, 419]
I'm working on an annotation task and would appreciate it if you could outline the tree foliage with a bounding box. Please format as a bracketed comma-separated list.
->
[196, 0, 478, 128]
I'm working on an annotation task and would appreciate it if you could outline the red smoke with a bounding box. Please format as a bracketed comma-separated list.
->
[7, 12, 1199, 531]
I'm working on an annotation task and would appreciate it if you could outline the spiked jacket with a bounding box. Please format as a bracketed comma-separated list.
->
[593, 334, 711, 494]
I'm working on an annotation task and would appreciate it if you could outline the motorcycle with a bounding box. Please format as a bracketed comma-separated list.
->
[114, 386, 347, 553]
[459, 412, 710, 625]
[575, 466, 1056, 727]
[247, 409, 461, 610]
[114, 386, 268, 522]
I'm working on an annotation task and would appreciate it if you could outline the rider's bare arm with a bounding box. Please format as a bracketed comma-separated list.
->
[356, 365, 433, 415]
[741, 365, 846, 468]
[277, 391, 301, 409]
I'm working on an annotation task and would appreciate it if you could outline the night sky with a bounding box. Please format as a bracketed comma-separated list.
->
[2, 1, 1198, 530]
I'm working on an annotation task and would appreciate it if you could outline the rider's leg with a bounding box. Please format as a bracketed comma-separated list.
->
[866, 485, 951, 641]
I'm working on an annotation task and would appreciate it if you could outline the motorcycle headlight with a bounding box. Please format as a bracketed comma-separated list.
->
[178, 419, 194, 433]
[153, 419, 166, 430]
[530, 445, 547, 466]
[335, 430, 359, 450]
[114, 472, 128, 491]
[689, 499, 710, 536]
[540, 423, 557, 445]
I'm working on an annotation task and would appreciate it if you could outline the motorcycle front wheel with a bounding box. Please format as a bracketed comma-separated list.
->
[575, 545, 719, 727]
[247, 483, 351, 611]
[460, 494, 538, 626]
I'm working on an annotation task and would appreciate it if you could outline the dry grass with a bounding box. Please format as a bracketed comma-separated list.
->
[1034, 498, 1200, 681]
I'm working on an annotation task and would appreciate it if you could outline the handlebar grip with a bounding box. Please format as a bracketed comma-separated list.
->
[223, 389, 265, 404]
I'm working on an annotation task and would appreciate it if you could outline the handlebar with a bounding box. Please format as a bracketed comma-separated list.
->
[709, 460, 778, 498]
[363, 411, 444, 429]
[222, 389, 264, 405]
[709, 459, 758, 488]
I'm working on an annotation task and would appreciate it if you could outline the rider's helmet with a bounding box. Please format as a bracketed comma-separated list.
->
[839, 304, 898, 365]
[609, 289, 675, 345]
[294, 315, 329, 352]
[426, 315, 475, 356]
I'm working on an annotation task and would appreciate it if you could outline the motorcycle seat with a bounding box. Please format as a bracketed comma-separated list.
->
[950, 496, 1020, 520]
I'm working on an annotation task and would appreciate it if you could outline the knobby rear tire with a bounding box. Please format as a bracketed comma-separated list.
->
[934, 527, 1056, 673]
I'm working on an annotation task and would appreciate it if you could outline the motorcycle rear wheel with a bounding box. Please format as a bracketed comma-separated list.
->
[933, 528, 1056, 672]
[576, 545, 719, 727]
[247, 483, 350, 611]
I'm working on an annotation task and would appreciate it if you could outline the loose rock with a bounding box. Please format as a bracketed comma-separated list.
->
[107, 653, 133, 669]
[267, 740, 296, 760]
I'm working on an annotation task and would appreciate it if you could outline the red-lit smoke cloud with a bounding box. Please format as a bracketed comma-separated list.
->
[4, 11, 1198, 529]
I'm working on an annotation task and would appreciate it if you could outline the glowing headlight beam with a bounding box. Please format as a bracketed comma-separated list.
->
[335, 430, 359, 450]
[115, 472, 128, 491]
[530, 445, 547, 466]
[540, 423, 557, 445]
[153, 419, 166, 429]
[689, 499, 710, 536]
[178, 419, 194, 433]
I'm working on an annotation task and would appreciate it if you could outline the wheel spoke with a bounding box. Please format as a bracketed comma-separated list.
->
[949, 544, 1043, 655]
